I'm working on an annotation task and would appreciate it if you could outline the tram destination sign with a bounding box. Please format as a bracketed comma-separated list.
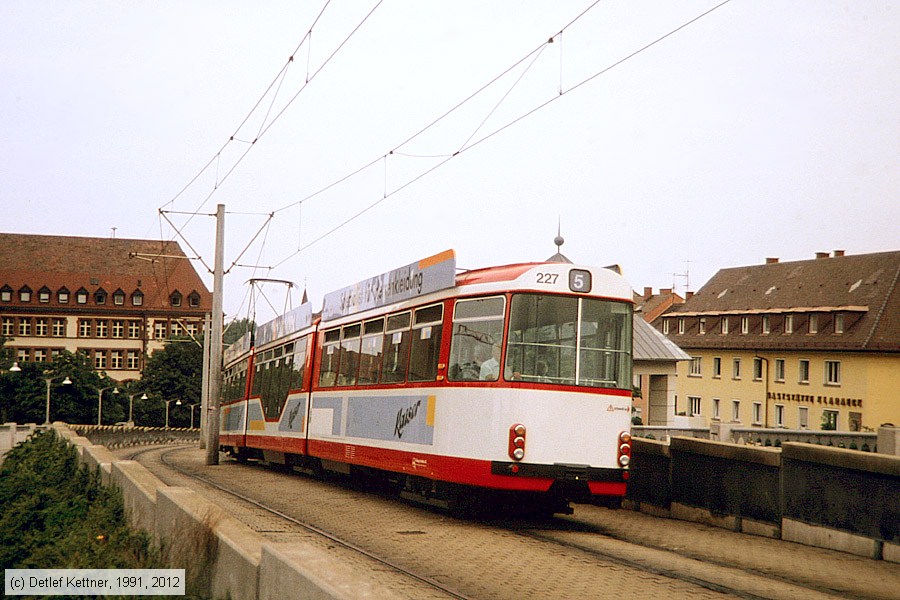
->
[323, 249, 456, 321]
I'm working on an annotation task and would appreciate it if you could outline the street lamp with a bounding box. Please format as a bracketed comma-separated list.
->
[127, 392, 148, 427]
[8, 362, 21, 373]
[97, 386, 119, 426]
[164, 399, 182, 429]
[43, 374, 72, 425]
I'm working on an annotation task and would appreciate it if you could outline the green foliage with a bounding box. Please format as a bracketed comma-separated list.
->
[0, 431, 162, 583]
[139, 340, 203, 428]
[224, 318, 255, 347]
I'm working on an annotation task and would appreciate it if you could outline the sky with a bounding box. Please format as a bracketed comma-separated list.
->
[2, 1, 898, 324]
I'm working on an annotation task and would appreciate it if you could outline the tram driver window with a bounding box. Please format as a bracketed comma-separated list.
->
[448, 296, 505, 381]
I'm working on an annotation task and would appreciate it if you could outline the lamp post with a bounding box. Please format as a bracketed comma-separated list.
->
[164, 399, 182, 429]
[43, 374, 72, 425]
[97, 386, 119, 426]
[127, 392, 147, 427]
[189, 403, 199, 430]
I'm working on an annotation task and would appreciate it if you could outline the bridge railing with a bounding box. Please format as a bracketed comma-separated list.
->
[634, 423, 881, 452]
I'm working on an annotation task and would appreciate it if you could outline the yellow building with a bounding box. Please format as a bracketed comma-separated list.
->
[656, 251, 900, 432]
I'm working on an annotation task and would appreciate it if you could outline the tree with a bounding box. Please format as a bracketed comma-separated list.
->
[139, 337, 203, 428]
[0, 349, 118, 425]
[224, 318, 255, 347]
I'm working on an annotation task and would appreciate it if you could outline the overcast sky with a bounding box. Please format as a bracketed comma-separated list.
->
[2, 1, 897, 324]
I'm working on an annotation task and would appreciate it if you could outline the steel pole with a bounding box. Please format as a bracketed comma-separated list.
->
[199, 313, 211, 448]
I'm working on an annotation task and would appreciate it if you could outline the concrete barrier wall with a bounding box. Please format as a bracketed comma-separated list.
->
[628, 434, 900, 561]
[50, 424, 405, 599]
[71, 425, 199, 449]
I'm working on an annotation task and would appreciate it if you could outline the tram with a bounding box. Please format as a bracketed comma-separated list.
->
[220, 250, 634, 514]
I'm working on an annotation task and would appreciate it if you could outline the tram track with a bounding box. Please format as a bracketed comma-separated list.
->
[120, 444, 893, 600]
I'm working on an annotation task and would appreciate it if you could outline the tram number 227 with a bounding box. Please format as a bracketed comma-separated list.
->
[536, 272, 559, 285]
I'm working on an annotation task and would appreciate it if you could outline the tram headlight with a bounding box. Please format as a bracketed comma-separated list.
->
[512, 448, 525, 460]
[618, 454, 630, 467]
[617, 430, 632, 469]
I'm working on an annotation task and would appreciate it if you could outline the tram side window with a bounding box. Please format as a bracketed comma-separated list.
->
[381, 312, 411, 383]
[409, 304, 444, 382]
[449, 296, 505, 381]
[578, 300, 632, 388]
[506, 295, 578, 385]
[318, 328, 341, 387]
[291, 336, 307, 390]
[358, 318, 384, 385]
[339, 324, 362, 386]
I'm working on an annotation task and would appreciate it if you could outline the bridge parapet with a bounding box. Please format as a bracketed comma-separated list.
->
[70, 424, 199, 448]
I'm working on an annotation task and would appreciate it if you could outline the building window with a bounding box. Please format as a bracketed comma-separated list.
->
[131, 290, 144, 306]
[721, 317, 729, 334]
[34, 348, 48, 363]
[699, 318, 706, 334]
[154, 321, 167, 339]
[712, 398, 720, 419]
[58, 288, 69, 304]
[753, 357, 763, 381]
[111, 320, 124, 338]
[19, 286, 32, 302]
[662, 319, 669, 335]
[38, 287, 51, 303]
[76, 289, 88, 304]
[113, 290, 125, 305]
[678, 318, 685, 334]
[834, 314, 844, 334]
[18, 319, 32, 336]
[712, 357, 722, 378]
[732, 358, 741, 379]
[52, 319, 66, 337]
[798, 406, 809, 429]
[128, 321, 141, 338]
[35, 318, 48, 337]
[762, 315, 770, 334]
[186, 322, 199, 337]
[2, 317, 14, 336]
[0, 286, 11, 302]
[188, 291, 201, 308]
[127, 351, 141, 370]
[110, 350, 123, 370]
[94, 350, 107, 369]
[689, 357, 702, 376]
[774, 358, 785, 382]
[799, 359, 810, 384]
[822, 409, 838, 431]
[17, 348, 29, 363]
[95, 289, 107, 305]
[171, 321, 184, 337]
[825, 360, 841, 385]
[785, 314, 793, 334]
[741, 316, 749, 334]
[79, 320, 92, 338]
[689, 396, 701, 416]
[95, 320, 108, 338]
[775, 404, 785, 427]
[752, 402, 763, 425]
[808, 314, 818, 334]
[731, 400, 741, 422]
[170, 291, 182, 307]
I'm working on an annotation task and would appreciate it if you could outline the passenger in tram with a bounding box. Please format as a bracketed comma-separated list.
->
[479, 344, 502, 380]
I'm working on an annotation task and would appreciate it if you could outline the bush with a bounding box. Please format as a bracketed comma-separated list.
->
[0, 431, 162, 587]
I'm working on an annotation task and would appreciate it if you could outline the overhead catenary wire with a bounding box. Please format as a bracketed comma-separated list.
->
[268, 0, 734, 270]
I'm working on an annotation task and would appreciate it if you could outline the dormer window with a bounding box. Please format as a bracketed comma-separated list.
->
[188, 291, 201, 308]
[721, 317, 729, 334]
[834, 314, 844, 334]
[808, 314, 818, 334]
[95, 288, 107, 305]
[76, 288, 89, 304]
[113, 289, 125, 306]
[19, 286, 32, 302]
[740, 316, 749, 334]
[170, 291, 182, 307]
[131, 290, 144, 306]
[0, 285, 12, 302]
[58, 287, 70, 304]
[38, 286, 52, 303]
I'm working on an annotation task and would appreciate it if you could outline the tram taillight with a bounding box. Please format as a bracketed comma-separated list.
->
[508, 423, 526, 461]
[617, 431, 632, 468]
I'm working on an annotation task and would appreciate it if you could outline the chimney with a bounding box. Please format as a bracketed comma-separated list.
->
[661, 288, 672, 295]
[686, 291, 694, 299]
[833, 250, 845, 257]
[765, 257, 779, 264]
[643, 286, 653, 299]
[815, 252, 829, 260]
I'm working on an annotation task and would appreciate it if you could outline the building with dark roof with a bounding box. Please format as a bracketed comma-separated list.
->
[654, 250, 900, 432]
[0, 233, 211, 382]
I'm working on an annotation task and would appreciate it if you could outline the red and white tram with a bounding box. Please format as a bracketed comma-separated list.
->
[220, 250, 634, 514]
